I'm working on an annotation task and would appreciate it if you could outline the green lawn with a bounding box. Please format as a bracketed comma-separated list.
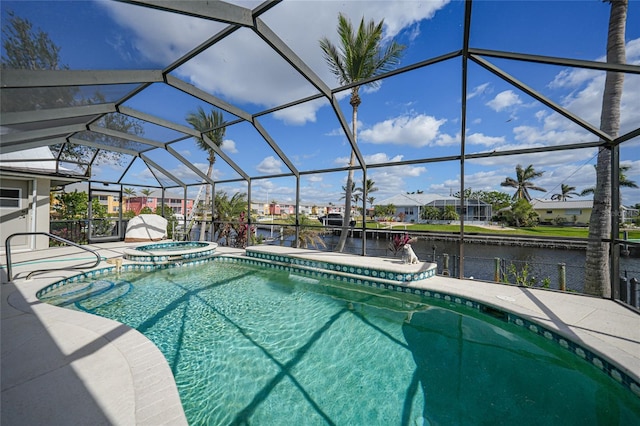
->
[363, 222, 640, 239]
[265, 218, 640, 239]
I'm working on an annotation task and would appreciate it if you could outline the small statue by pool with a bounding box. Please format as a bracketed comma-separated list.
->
[402, 243, 419, 264]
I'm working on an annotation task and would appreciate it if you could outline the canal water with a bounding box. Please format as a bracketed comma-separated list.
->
[256, 230, 640, 294]
[191, 225, 639, 295]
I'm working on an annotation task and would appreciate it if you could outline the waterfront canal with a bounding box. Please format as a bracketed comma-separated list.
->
[257, 229, 640, 295]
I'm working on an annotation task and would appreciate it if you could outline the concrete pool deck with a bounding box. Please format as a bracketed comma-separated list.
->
[2, 242, 639, 424]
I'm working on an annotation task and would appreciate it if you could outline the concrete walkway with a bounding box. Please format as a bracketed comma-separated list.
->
[2, 243, 639, 425]
[1, 242, 191, 425]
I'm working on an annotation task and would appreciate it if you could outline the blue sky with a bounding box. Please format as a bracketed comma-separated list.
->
[2, 0, 639, 206]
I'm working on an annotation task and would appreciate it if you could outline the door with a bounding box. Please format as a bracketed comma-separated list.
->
[1, 179, 32, 252]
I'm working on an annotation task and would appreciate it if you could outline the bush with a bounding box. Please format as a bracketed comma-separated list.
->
[553, 216, 566, 226]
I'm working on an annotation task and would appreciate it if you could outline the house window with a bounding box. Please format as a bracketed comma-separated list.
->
[0, 188, 21, 208]
[565, 209, 582, 215]
[546, 210, 553, 214]
[404, 207, 414, 215]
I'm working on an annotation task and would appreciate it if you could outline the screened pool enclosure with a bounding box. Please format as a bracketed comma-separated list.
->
[1, 1, 639, 300]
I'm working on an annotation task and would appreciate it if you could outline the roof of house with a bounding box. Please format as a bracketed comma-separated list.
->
[530, 198, 593, 209]
[0, 147, 84, 185]
[376, 193, 458, 206]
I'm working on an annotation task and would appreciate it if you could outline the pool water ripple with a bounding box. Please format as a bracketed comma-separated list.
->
[39, 262, 640, 425]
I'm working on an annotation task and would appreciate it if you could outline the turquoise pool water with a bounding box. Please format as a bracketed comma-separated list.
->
[135, 241, 209, 252]
[39, 262, 640, 425]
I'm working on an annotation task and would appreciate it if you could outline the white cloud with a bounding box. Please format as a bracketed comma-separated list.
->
[329, 152, 426, 199]
[359, 114, 447, 147]
[466, 132, 505, 146]
[100, 1, 450, 125]
[434, 132, 460, 147]
[486, 90, 522, 112]
[467, 82, 490, 100]
[256, 156, 282, 174]
[333, 152, 404, 167]
[272, 98, 329, 125]
[364, 153, 405, 164]
[548, 68, 600, 90]
[430, 170, 503, 193]
[221, 139, 238, 154]
[534, 110, 547, 121]
[544, 38, 640, 136]
[367, 165, 427, 200]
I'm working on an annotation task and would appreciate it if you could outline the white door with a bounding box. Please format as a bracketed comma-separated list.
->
[1, 179, 32, 252]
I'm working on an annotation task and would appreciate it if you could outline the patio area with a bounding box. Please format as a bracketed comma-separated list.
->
[2, 242, 639, 424]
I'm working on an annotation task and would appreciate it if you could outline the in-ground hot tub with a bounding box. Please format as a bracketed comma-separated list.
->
[124, 241, 218, 264]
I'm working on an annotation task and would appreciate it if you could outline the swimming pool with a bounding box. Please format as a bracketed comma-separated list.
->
[39, 260, 640, 425]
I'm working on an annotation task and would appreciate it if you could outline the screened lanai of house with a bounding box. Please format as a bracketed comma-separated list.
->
[1, 1, 639, 298]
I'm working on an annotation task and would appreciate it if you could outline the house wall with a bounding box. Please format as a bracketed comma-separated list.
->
[107, 195, 120, 214]
[396, 206, 420, 222]
[536, 207, 592, 224]
[34, 178, 51, 249]
[0, 176, 50, 252]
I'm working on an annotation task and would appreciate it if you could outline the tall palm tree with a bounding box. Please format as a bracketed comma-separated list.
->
[356, 178, 378, 201]
[186, 107, 226, 241]
[123, 187, 136, 213]
[585, 0, 628, 298]
[551, 184, 580, 201]
[320, 13, 405, 252]
[140, 188, 154, 209]
[367, 196, 376, 209]
[357, 178, 378, 217]
[500, 164, 546, 202]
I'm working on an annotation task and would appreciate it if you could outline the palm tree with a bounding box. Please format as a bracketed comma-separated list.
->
[551, 184, 580, 201]
[186, 107, 226, 241]
[282, 215, 327, 249]
[580, 164, 637, 196]
[585, 0, 628, 298]
[213, 191, 247, 245]
[356, 178, 378, 203]
[500, 164, 546, 202]
[341, 182, 358, 204]
[356, 178, 378, 218]
[320, 13, 405, 252]
[123, 187, 136, 213]
[140, 188, 154, 209]
[367, 196, 376, 208]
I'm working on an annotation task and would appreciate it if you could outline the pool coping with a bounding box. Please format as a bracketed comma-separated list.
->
[2, 242, 639, 424]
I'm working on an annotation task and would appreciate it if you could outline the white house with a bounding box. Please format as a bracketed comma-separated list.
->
[531, 199, 638, 225]
[0, 147, 83, 252]
[375, 193, 492, 224]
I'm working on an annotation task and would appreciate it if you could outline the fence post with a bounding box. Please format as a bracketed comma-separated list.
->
[442, 254, 450, 276]
[630, 278, 639, 308]
[620, 276, 628, 303]
[494, 258, 501, 282]
[558, 263, 566, 291]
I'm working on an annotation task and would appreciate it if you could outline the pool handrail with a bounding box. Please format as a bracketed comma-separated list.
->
[4, 232, 103, 282]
